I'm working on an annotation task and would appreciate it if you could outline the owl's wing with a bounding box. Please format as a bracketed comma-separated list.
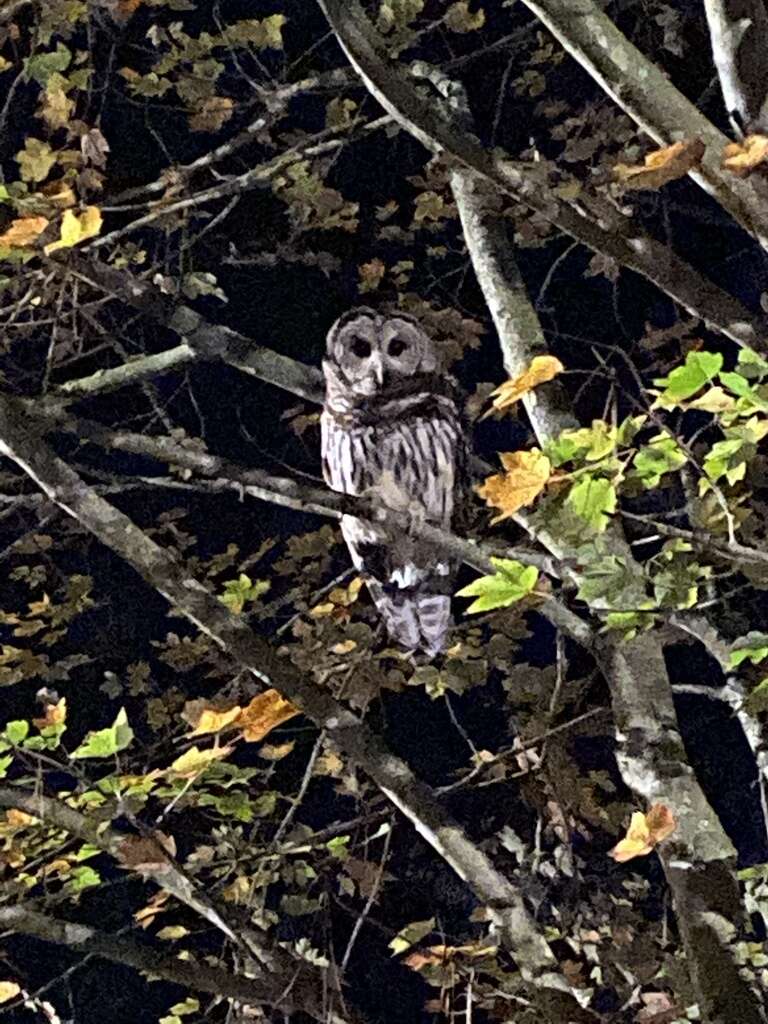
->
[322, 406, 465, 654]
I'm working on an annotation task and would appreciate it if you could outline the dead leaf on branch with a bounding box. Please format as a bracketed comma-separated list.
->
[609, 803, 676, 862]
[613, 138, 705, 190]
[483, 355, 564, 417]
[0, 216, 49, 249]
[117, 831, 177, 875]
[476, 449, 551, 522]
[189, 96, 234, 134]
[722, 134, 768, 177]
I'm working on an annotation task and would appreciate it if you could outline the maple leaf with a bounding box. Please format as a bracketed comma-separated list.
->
[0, 216, 49, 249]
[722, 134, 768, 177]
[476, 450, 551, 522]
[609, 803, 676, 862]
[32, 696, 66, 730]
[484, 355, 564, 417]
[238, 689, 300, 743]
[614, 138, 705, 190]
[44, 206, 102, 254]
[167, 744, 233, 779]
[189, 96, 234, 133]
[183, 701, 243, 736]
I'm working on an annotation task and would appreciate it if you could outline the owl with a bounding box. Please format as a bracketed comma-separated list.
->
[321, 307, 465, 656]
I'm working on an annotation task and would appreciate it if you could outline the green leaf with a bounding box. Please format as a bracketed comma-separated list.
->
[72, 707, 134, 759]
[565, 475, 616, 531]
[545, 421, 617, 466]
[0, 753, 13, 777]
[631, 435, 686, 489]
[654, 350, 723, 402]
[455, 559, 538, 614]
[389, 917, 435, 956]
[25, 43, 71, 86]
[62, 864, 100, 893]
[4, 720, 29, 745]
[219, 573, 270, 614]
[730, 633, 768, 667]
[326, 835, 350, 858]
[168, 998, 199, 1017]
[745, 677, 768, 714]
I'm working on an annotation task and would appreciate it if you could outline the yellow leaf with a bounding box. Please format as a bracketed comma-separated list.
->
[614, 139, 705, 191]
[485, 356, 564, 416]
[332, 639, 357, 654]
[167, 744, 233, 779]
[476, 450, 551, 522]
[688, 386, 736, 413]
[238, 689, 300, 743]
[185, 703, 243, 736]
[6, 809, 38, 828]
[40, 86, 74, 130]
[44, 205, 102, 254]
[0, 982, 21, 1004]
[259, 739, 296, 760]
[0, 216, 48, 248]
[722, 134, 768, 177]
[156, 925, 189, 940]
[609, 803, 676, 862]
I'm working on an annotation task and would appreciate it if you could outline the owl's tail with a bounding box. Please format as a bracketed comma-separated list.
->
[366, 581, 452, 657]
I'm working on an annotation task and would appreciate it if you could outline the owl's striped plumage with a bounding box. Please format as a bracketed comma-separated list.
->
[321, 308, 465, 656]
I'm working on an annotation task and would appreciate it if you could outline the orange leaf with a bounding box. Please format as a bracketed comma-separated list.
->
[484, 356, 564, 417]
[238, 689, 300, 743]
[0, 216, 48, 248]
[32, 696, 67, 729]
[189, 96, 234, 133]
[609, 803, 676, 862]
[476, 449, 551, 522]
[722, 134, 768, 177]
[614, 139, 705, 190]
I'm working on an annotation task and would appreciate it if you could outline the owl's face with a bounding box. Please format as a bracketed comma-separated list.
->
[325, 308, 438, 398]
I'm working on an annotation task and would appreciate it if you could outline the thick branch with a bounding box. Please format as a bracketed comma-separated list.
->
[316, 0, 768, 350]
[520, 0, 768, 249]
[59, 259, 323, 404]
[0, 395, 595, 1021]
[0, 906, 334, 1016]
[703, 0, 768, 135]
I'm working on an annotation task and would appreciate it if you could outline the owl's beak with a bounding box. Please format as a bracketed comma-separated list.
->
[370, 352, 385, 386]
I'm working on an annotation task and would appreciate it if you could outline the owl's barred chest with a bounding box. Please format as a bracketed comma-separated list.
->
[320, 407, 461, 523]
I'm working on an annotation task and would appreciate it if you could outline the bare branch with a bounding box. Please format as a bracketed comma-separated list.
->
[0, 906, 341, 1017]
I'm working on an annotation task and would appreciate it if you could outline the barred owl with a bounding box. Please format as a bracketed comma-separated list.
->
[321, 307, 465, 656]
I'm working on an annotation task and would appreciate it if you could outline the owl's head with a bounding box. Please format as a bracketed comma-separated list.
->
[324, 307, 438, 399]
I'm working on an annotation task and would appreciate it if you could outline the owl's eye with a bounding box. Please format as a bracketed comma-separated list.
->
[350, 336, 371, 358]
[388, 338, 407, 357]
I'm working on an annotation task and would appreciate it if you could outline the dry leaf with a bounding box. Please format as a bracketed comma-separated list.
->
[6, 809, 38, 828]
[0, 216, 49, 248]
[484, 356, 564, 417]
[476, 449, 551, 522]
[722, 134, 768, 177]
[0, 982, 21, 1004]
[117, 831, 176, 874]
[189, 96, 234, 133]
[32, 696, 67, 729]
[167, 744, 233, 778]
[614, 139, 705, 190]
[134, 890, 169, 928]
[609, 803, 676, 862]
[238, 689, 300, 743]
[43, 206, 102, 254]
[184, 701, 243, 736]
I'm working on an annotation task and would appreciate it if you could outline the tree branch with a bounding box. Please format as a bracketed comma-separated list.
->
[703, 0, 768, 135]
[0, 906, 343, 1018]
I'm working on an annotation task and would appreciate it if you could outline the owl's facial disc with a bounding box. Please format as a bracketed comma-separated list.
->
[328, 310, 437, 398]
